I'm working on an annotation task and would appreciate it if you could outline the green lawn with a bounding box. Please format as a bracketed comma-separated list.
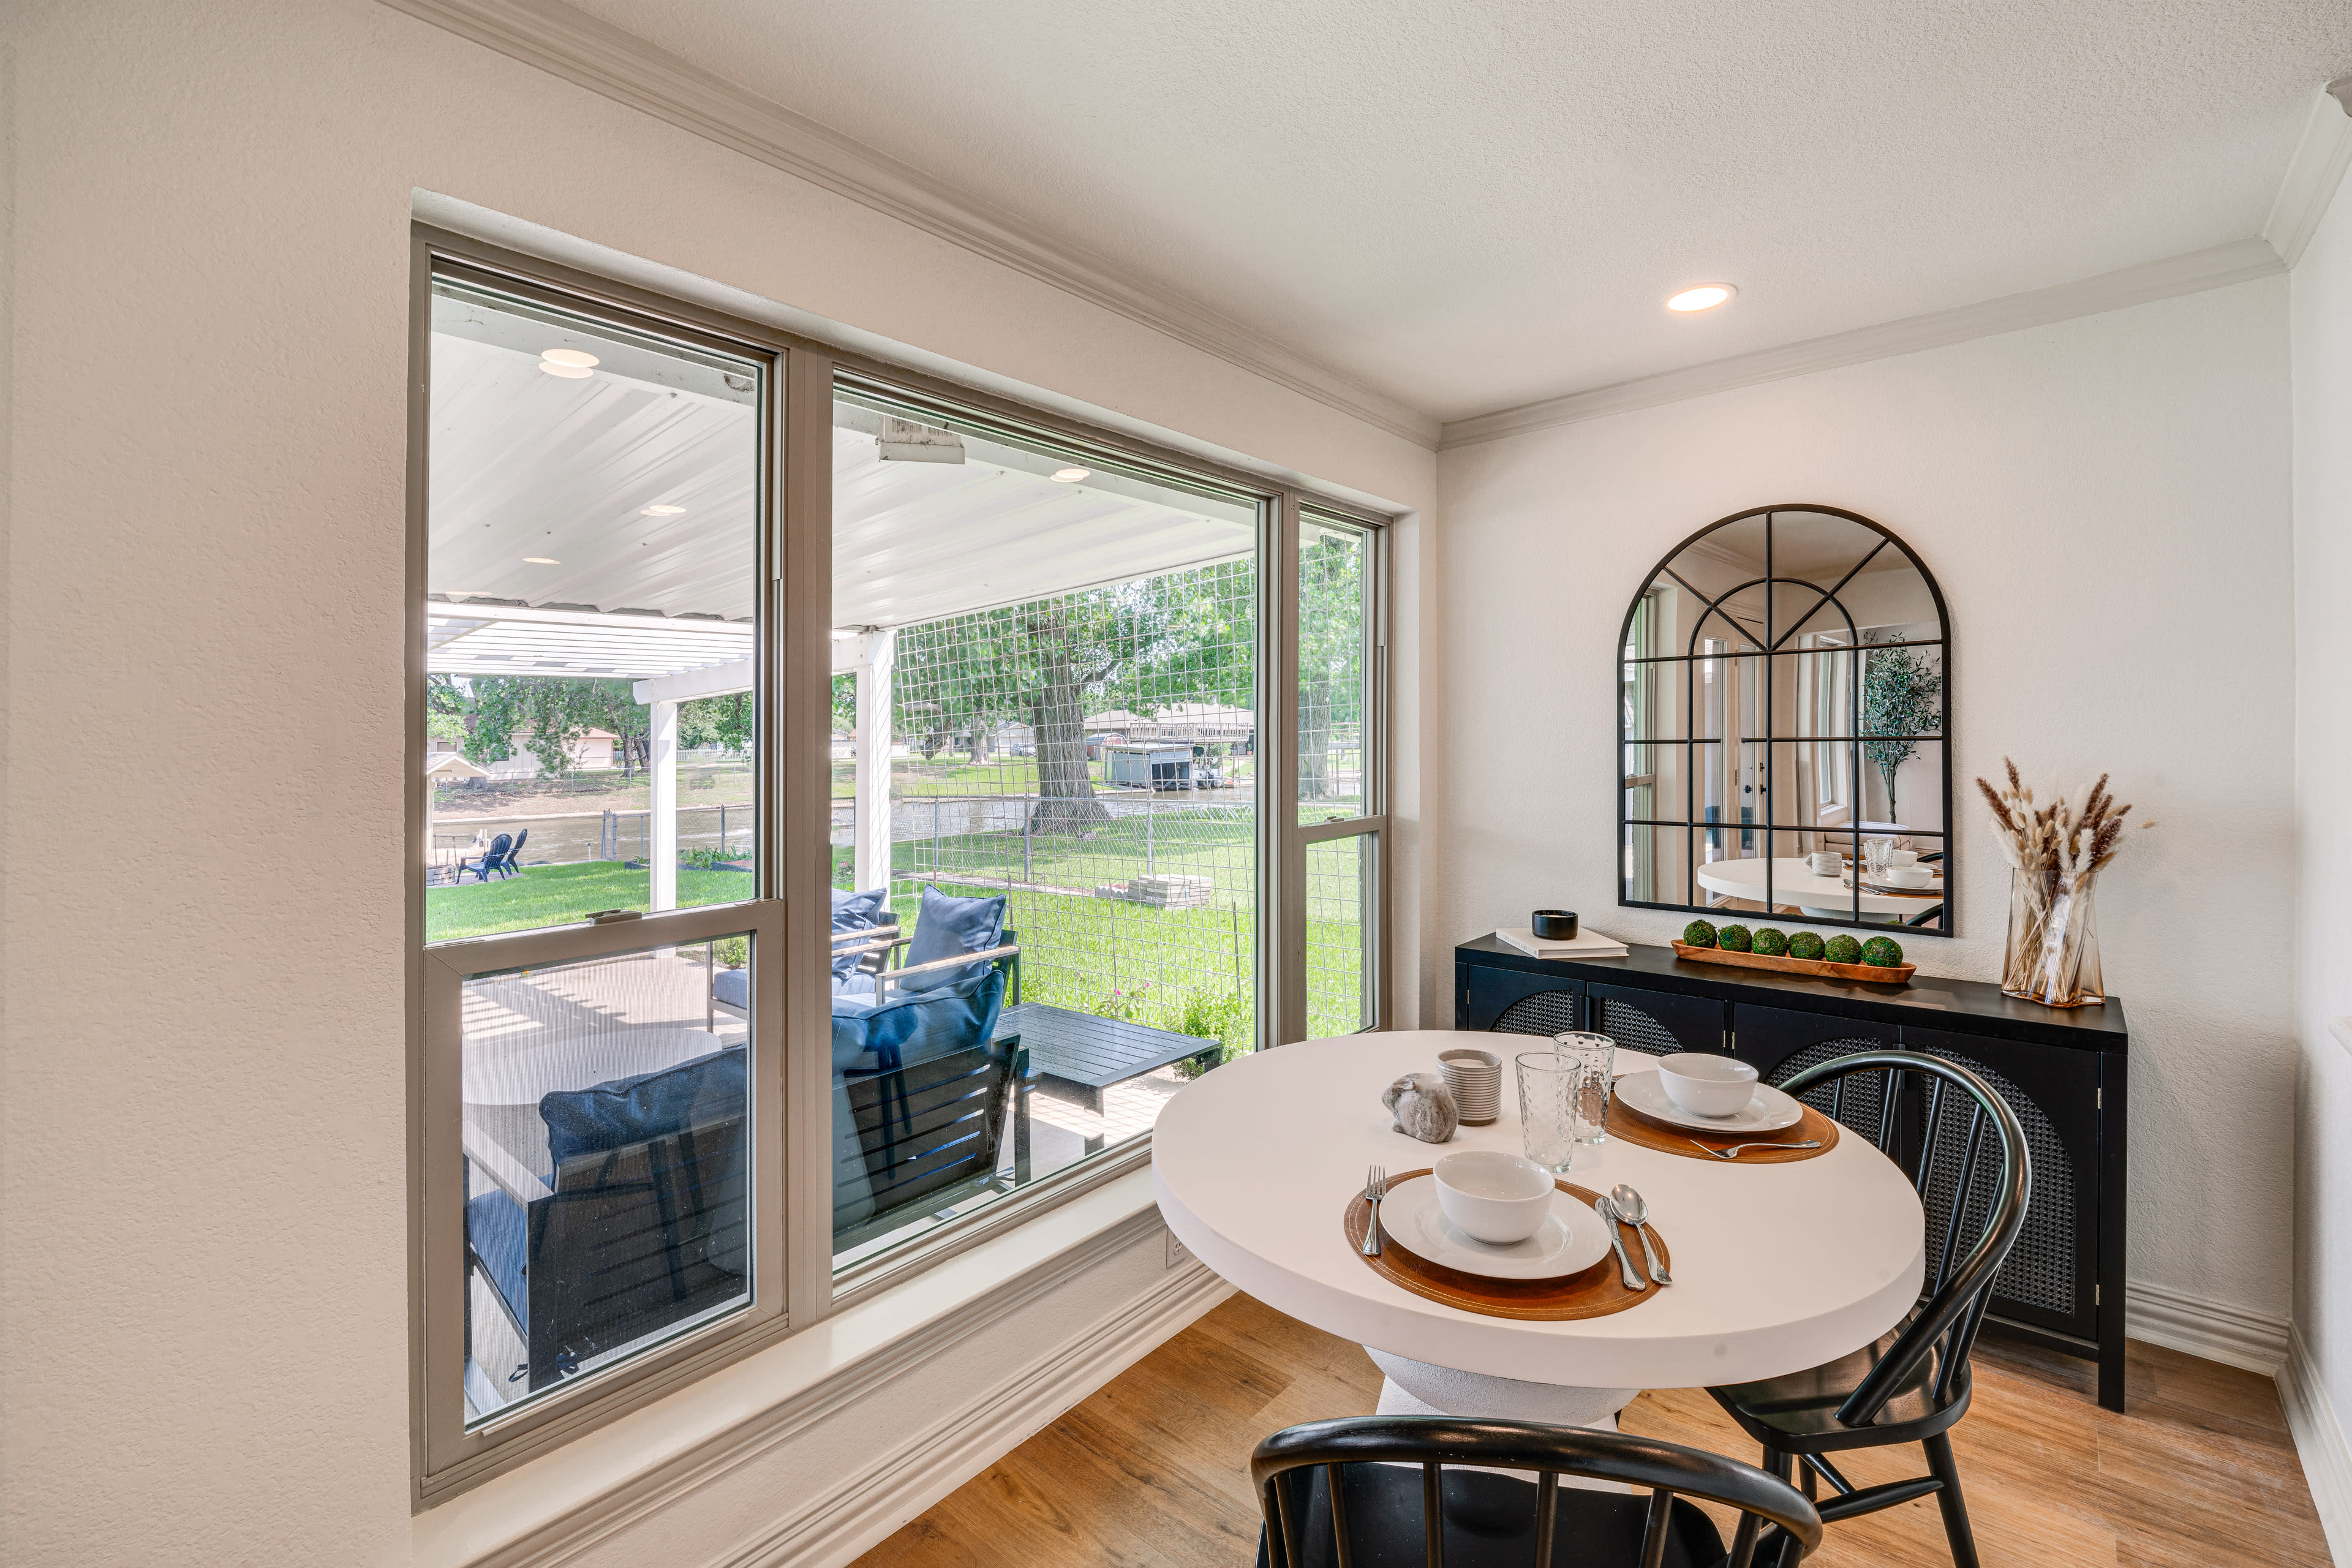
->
[425, 861, 755, 943]
[426, 805, 1365, 1041]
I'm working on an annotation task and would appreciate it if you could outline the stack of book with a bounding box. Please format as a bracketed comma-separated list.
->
[1494, 926, 1630, 960]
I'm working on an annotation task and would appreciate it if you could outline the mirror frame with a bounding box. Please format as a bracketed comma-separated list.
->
[1615, 503, 1954, 938]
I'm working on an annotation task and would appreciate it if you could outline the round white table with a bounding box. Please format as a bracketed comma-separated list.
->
[1692, 855, 1942, 922]
[1154, 1031, 1924, 1428]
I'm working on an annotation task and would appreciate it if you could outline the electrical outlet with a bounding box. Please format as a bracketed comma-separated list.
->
[1166, 1228, 1194, 1270]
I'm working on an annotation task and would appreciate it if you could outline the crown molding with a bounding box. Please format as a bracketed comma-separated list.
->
[2264, 78, 2352, 270]
[1440, 236, 2286, 450]
[377, 0, 1442, 450]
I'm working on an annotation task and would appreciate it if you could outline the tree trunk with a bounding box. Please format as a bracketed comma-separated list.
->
[968, 723, 991, 765]
[1027, 637, 1108, 834]
[1298, 676, 1333, 800]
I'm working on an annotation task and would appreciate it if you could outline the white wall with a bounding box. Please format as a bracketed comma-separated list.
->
[1433, 279, 2297, 1326]
[0, 3, 1433, 1564]
[2290, 155, 2352, 1525]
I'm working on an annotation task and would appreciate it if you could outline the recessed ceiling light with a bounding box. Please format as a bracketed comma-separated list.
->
[523, 556, 560, 565]
[1050, 467, 1091, 483]
[541, 348, 600, 368]
[641, 504, 686, 515]
[539, 362, 594, 379]
[1667, 284, 1736, 313]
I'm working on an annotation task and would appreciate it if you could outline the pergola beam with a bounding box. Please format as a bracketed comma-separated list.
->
[633, 658, 754, 706]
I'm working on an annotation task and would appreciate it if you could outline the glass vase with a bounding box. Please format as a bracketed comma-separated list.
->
[2001, 869, 2105, 1008]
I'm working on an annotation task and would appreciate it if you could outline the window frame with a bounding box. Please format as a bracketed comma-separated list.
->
[406, 224, 1398, 1502]
[1286, 503, 1388, 1039]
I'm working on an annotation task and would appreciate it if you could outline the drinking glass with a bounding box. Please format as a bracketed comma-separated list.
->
[1863, 837, 1894, 881]
[1551, 1031, 1616, 1143]
[1515, 1050, 1581, 1172]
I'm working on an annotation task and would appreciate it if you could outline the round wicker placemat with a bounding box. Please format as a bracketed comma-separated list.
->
[1606, 1092, 1840, 1164]
[1344, 1171, 1670, 1321]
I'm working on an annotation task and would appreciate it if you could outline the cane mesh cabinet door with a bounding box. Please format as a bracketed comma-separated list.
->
[1901, 1025, 2101, 1347]
[1733, 1004, 1901, 1145]
[1588, 985, 1726, 1058]
[1460, 964, 1586, 1037]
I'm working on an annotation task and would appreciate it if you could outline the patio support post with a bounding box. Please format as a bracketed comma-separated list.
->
[856, 628, 895, 895]
[650, 698, 679, 911]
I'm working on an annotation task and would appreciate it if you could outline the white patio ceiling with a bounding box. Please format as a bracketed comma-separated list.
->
[427, 322, 1254, 688]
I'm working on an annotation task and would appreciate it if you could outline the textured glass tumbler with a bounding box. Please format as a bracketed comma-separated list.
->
[1550, 1031, 1616, 1143]
[1515, 1050, 1581, 1172]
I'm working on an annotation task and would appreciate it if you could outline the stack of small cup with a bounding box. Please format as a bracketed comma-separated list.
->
[1438, 1047, 1503, 1126]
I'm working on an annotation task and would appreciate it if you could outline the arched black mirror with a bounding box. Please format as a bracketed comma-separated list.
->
[1618, 505, 1951, 935]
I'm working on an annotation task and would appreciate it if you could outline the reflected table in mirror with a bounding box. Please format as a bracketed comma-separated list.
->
[1693, 855, 1940, 923]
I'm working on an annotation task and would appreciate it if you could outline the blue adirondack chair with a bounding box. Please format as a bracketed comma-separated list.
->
[456, 832, 514, 883]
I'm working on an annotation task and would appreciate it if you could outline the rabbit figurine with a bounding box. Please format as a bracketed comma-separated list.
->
[1381, 1072, 1459, 1144]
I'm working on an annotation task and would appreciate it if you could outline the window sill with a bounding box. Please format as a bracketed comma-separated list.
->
[412, 1164, 1167, 1568]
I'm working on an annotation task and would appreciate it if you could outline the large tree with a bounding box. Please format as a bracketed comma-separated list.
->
[886, 562, 1259, 834]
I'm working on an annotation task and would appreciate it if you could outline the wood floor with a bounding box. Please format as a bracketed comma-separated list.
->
[853, 1292, 2329, 1567]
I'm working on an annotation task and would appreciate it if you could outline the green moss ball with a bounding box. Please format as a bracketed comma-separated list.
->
[1681, 919, 1718, 948]
[1717, 924, 1754, 952]
[1787, 931, 1826, 961]
[1861, 936, 1905, 968]
[1752, 927, 1789, 957]
[1824, 934, 1863, 964]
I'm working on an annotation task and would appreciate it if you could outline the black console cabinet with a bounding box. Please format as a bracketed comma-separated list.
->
[1455, 935, 2131, 1412]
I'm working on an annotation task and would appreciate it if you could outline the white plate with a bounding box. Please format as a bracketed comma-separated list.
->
[1376, 1175, 1613, 1281]
[1614, 1068, 1804, 1134]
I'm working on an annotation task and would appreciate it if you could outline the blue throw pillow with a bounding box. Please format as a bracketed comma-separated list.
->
[831, 886, 890, 979]
[899, 886, 1005, 990]
[540, 1046, 748, 1169]
[830, 967, 1008, 1077]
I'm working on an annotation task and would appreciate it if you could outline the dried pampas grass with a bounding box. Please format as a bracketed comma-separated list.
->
[1977, 759, 2152, 1005]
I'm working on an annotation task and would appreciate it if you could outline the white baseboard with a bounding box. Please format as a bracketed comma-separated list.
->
[2280, 1327, 2352, 1567]
[706, 1261, 1235, 1568]
[2125, 1277, 2290, 1374]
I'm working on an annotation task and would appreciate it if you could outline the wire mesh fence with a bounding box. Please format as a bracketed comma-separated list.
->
[841, 557, 1264, 1055]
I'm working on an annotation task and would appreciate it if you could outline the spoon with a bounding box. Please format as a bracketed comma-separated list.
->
[1610, 1183, 1671, 1286]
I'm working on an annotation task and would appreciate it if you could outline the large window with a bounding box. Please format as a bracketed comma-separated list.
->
[1295, 513, 1381, 1038]
[410, 233, 1390, 1495]
[414, 260, 785, 1493]
[826, 378, 1265, 1270]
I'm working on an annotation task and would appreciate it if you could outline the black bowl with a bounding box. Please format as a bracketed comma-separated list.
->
[1531, 910, 1579, 940]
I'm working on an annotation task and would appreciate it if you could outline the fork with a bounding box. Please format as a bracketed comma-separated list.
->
[1689, 1137, 1823, 1159]
[1361, 1166, 1388, 1256]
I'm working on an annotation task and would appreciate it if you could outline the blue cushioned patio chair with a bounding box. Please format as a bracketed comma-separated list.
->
[832, 962, 1028, 1251]
[462, 1046, 748, 1395]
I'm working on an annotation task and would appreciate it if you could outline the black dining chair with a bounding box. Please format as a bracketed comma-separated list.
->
[1253, 1415, 1822, 1567]
[1708, 1050, 2030, 1568]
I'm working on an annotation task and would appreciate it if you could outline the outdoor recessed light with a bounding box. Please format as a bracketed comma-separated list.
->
[541, 348, 600, 368]
[523, 556, 560, 565]
[1667, 284, 1736, 313]
[641, 504, 687, 515]
[1050, 467, 1091, 483]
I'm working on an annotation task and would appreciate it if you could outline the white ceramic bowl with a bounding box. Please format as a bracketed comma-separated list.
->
[1884, 865, 1934, 888]
[1433, 1150, 1555, 1245]
[1655, 1052, 1760, 1118]
[1887, 848, 1920, 867]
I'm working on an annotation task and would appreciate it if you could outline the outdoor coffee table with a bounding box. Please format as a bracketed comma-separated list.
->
[991, 1001, 1221, 1114]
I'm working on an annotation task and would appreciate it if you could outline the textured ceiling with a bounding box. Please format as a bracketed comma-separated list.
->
[565, 0, 2351, 424]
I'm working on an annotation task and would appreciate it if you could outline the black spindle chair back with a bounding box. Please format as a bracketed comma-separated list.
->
[1251, 1416, 1823, 1568]
[1710, 1049, 2032, 1568]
